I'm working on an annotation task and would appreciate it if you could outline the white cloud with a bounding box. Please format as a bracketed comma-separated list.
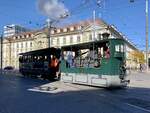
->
[37, 0, 69, 20]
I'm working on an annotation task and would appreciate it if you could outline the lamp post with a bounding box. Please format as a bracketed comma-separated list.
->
[145, 0, 149, 72]
[130, 0, 149, 71]
[0, 34, 3, 75]
[46, 18, 52, 48]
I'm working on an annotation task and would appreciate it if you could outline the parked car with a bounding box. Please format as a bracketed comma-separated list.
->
[4, 66, 14, 70]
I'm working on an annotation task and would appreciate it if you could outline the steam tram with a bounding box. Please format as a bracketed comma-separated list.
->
[60, 38, 129, 87]
[19, 48, 61, 80]
[19, 38, 129, 87]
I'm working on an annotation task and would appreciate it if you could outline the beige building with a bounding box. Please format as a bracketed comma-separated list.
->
[2, 19, 144, 69]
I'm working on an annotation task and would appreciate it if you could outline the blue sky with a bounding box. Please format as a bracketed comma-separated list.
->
[0, 0, 149, 50]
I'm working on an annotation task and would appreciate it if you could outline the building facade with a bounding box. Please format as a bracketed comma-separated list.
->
[3, 24, 29, 37]
[2, 19, 145, 69]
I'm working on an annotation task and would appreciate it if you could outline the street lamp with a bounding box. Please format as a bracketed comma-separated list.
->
[46, 18, 52, 48]
[0, 34, 3, 75]
[130, 0, 149, 72]
[145, 0, 149, 72]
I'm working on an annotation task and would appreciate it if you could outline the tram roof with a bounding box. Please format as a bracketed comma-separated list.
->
[19, 47, 61, 56]
[61, 39, 120, 51]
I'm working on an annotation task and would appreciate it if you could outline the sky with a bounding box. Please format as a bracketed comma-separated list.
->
[0, 0, 149, 50]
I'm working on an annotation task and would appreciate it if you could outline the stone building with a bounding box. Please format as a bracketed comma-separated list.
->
[2, 19, 144, 69]
[3, 24, 29, 37]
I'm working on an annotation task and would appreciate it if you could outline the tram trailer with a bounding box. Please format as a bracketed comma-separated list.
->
[60, 39, 130, 87]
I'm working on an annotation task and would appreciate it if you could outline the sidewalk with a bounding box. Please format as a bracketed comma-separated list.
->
[128, 71, 150, 88]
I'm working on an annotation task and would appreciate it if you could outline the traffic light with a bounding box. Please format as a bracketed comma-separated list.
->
[130, 0, 134, 3]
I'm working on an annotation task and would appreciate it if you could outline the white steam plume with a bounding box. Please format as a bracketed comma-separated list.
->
[37, 0, 69, 20]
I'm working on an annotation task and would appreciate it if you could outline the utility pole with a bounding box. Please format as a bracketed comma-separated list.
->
[0, 34, 3, 75]
[130, 0, 149, 72]
[93, 10, 96, 59]
[46, 18, 52, 48]
[145, 0, 149, 72]
[93, 10, 96, 41]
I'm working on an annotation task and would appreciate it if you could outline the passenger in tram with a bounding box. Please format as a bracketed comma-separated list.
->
[48, 55, 59, 78]
[104, 47, 110, 59]
[66, 52, 74, 68]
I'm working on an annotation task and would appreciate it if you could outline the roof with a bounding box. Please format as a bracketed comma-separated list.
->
[19, 47, 61, 58]
[59, 18, 107, 28]
[61, 38, 123, 51]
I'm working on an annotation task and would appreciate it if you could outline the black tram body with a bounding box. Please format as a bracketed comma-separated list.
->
[19, 48, 61, 79]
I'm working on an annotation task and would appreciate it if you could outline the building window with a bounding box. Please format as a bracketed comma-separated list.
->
[26, 42, 28, 47]
[21, 43, 23, 48]
[89, 34, 92, 40]
[17, 43, 19, 48]
[30, 42, 32, 47]
[98, 34, 102, 40]
[24, 35, 26, 38]
[57, 38, 60, 45]
[51, 39, 53, 45]
[63, 37, 66, 44]
[77, 36, 81, 43]
[70, 36, 73, 43]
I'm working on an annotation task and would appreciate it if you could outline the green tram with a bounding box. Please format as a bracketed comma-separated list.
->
[60, 38, 130, 87]
[19, 48, 61, 80]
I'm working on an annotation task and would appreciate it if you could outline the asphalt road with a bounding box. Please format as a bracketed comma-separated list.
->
[0, 72, 150, 113]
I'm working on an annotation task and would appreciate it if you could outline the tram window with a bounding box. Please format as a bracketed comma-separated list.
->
[44, 56, 48, 61]
[63, 49, 101, 68]
[120, 45, 124, 52]
[19, 56, 23, 63]
[115, 45, 124, 52]
[115, 45, 120, 52]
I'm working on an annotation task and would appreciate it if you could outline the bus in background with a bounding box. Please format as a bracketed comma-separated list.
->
[60, 38, 130, 87]
[19, 48, 61, 80]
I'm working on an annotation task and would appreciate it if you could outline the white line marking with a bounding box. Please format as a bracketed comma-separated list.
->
[126, 103, 150, 113]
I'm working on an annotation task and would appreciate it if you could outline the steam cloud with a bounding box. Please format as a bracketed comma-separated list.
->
[37, 0, 69, 20]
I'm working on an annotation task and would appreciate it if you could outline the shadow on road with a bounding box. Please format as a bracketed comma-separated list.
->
[1, 74, 150, 113]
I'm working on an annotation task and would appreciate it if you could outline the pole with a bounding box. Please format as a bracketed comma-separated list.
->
[146, 0, 149, 72]
[93, 10, 96, 41]
[46, 19, 52, 48]
[0, 34, 3, 75]
[93, 10, 96, 59]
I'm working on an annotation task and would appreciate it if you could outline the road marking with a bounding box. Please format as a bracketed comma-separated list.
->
[126, 103, 150, 113]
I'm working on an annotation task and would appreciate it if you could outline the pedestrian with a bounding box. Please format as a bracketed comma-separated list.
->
[140, 64, 143, 72]
[120, 61, 126, 76]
